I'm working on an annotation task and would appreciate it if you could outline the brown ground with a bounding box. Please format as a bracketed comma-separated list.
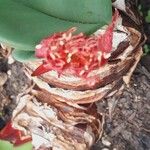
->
[92, 63, 150, 150]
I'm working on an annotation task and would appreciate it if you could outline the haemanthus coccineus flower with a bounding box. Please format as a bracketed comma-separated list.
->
[32, 10, 119, 78]
[0, 121, 31, 146]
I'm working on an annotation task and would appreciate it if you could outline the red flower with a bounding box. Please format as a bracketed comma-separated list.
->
[0, 121, 31, 146]
[32, 10, 119, 78]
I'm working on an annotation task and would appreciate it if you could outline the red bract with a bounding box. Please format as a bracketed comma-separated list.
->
[98, 10, 119, 53]
[0, 121, 31, 146]
[32, 10, 119, 78]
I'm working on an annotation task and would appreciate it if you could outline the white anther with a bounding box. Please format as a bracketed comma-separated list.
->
[36, 44, 42, 49]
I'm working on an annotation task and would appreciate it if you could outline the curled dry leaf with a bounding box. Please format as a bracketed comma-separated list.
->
[12, 90, 104, 150]
[0, 72, 7, 86]
[0, 43, 12, 58]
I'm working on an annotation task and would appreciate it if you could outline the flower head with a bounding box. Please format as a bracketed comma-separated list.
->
[32, 10, 119, 78]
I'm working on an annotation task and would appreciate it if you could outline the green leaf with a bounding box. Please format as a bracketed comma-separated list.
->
[13, 0, 112, 24]
[12, 50, 36, 62]
[0, 140, 32, 150]
[15, 142, 32, 150]
[146, 10, 150, 23]
[0, 140, 13, 150]
[144, 44, 150, 55]
[0, 0, 111, 51]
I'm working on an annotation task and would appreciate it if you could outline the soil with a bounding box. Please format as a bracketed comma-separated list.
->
[92, 64, 150, 150]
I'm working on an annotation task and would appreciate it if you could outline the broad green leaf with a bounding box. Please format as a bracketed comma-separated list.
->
[0, 0, 109, 51]
[13, 0, 112, 24]
[15, 142, 32, 150]
[0, 140, 13, 150]
[12, 50, 36, 62]
[0, 140, 32, 150]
